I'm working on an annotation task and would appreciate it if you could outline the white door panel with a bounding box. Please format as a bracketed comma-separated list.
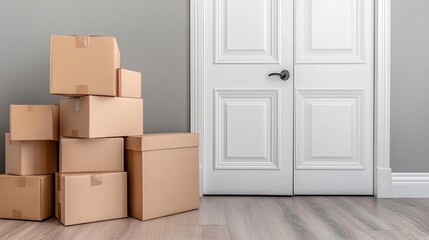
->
[204, 0, 294, 195]
[294, 0, 374, 195]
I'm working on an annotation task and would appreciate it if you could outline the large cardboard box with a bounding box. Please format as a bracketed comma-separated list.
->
[117, 69, 142, 98]
[60, 137, 124, 173]
[50, 35, 120, 96]
[125, 133, 199, 221]
[55, 172, 127, 226]
[60, 96, 143, 138]
[5, 133, 58, 175]
[10, 105, 59, 141]
[0, 174, 53, 221]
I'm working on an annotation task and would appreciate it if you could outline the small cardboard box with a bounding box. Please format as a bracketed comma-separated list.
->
[0, 174, 53, 221]
[117, 69, 142, 98]
[55, 172, 127, 226]
[5, 133, 58, 176]
[125, 133, 199, 221]
[60, 96, 143, 138]
[60, 137, 124, 173]
[50, 35, 120, 96]
[10, 105, 59, 141]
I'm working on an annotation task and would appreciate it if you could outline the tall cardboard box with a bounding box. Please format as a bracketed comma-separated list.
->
[5, 133, 58, 175]
[117, 69, 142, 98]
[0, 174, 53, 221]
[125, 133, 199, 221]
[60, 137, 124, 173]
[50, 35, 120, 96]
[55, 172, 127, 226]
[60, 96, 143, 138]
[10, 105, 59, 141]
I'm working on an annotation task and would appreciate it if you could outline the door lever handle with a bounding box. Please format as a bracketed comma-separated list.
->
[268, 70, 290, 81]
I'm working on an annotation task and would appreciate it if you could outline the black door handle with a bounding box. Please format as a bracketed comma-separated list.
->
[268, 70, 290, 81]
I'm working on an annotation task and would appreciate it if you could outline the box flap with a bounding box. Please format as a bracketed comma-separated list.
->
[125, 133, 199, 151]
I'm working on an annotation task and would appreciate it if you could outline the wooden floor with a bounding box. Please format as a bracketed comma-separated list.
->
[1, 196, 429, 240]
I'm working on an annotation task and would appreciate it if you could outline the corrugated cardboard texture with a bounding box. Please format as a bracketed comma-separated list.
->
[60, 137, 124, 173]
[60, 96, 143, 138]
[10, 105, 59, 141]
[125, 133, 199, 152]
[0, 174, 53, 221]
[50, 35, 120, 96]
[117, 69, 142, 98]
[125, 134, 199, 221]
[5, 133, 58, 176]
[56, 172, 127, 226]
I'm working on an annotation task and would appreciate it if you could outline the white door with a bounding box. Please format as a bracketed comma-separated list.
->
[203, 0, 294, 195]
[294, 0, 374, 195]
[203, 0, 373, 195]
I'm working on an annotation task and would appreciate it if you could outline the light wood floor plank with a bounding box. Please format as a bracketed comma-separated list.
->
[1, 196, 429, 240]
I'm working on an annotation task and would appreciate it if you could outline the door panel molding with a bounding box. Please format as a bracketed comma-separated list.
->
[295, 89, 365, 170]
[214, 89, 281, 170]
[214, 0, 280, 63]
[296, 0, 365, 63]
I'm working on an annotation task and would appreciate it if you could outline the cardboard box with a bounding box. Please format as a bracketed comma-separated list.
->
[55, 172, 127, 226]
[10, 105, 59, 141]
[60, 137, 124, 173]
[117, 69, 142, 98]
[0, 174, 53, 221]
[50, 35, 120, 96]
[125, 133, 199, 221]
[5, 133, 58, 176]
[60, 96, 143, 138]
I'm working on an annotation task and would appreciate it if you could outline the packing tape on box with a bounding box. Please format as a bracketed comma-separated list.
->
[75, 35, 89, 48]
[14, 177, 26, 188]
[27, 105, 33, 112]
[90, 175, 103, 187]
[12, 209, 22, 219]
[75, 85, 88, 95]
[73, 98, 80, 112]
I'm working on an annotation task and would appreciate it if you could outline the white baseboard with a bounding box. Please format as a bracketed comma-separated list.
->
[376, 167, 392, 198]
[391, 173, 429, 198]
[197, 167, 429, 198]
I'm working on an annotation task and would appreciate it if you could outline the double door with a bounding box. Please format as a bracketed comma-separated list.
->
[203, 0, 374, 195]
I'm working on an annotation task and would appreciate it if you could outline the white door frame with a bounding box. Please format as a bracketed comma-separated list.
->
[190, 0, 392, 198]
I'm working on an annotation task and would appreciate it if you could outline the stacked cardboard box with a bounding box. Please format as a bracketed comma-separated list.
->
[0, 105, 58, 221]
[125, 133, 200, 221]
[0, 34, 200, 226]
[51, 35, 143, 226]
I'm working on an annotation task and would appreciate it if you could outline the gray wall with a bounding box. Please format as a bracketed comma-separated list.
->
[391, 0, 429, 172]
[0, 0, 189, 173]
